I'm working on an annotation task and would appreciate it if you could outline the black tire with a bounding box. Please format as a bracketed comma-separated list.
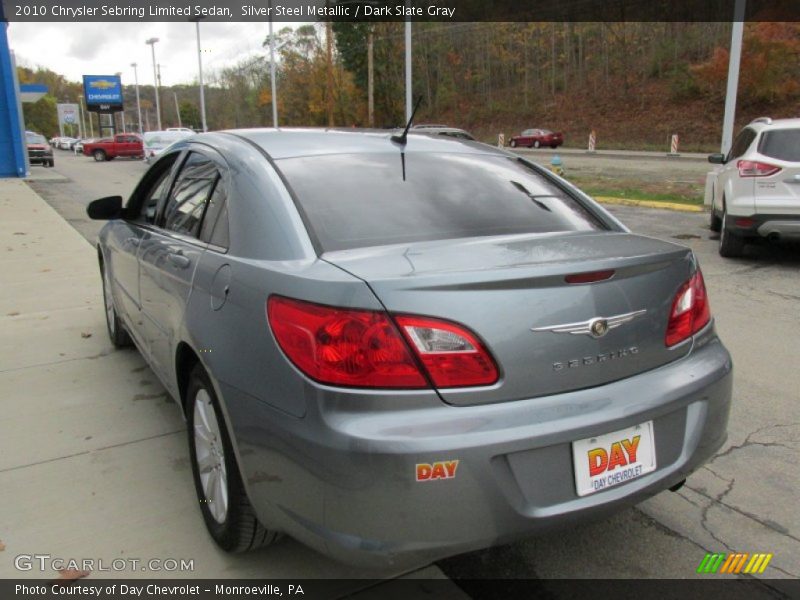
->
[101, 260, 132, 347]
[550, 144, 558, 149]
[709, 206, 722, 232]
[186, 364, 279, 553]
[533, 140, 541, 148]
[509, 140, 517, 148]
[93, 149, 107, 162]
[719, 205, 746, 258]
[48, 160, 55, 167]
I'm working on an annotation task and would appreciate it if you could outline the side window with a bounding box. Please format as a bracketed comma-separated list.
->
[162, 152, 219, 238]
[129, 155, 178, 225]
[199, 180, 230, 249]
[728, 128, 756, 162]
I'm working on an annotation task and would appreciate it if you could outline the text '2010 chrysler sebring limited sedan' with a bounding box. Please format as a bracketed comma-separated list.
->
[87, 129, 732, 568]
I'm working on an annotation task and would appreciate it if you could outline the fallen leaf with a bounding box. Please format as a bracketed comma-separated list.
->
[13, 232, 26, 236]
[81, 332, 92, 339]
[52, 568, 90, 583]
[6, 311, 19, 316]
[39, 268, 52, 272]
[0, 540, 5, 551]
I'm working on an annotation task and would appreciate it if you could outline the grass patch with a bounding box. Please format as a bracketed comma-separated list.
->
[569, 178, 703, 206]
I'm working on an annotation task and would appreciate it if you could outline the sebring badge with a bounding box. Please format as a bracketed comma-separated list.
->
[531, 309, 647, 339]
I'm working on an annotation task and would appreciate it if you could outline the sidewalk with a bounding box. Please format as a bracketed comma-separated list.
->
[0, 179, 461, 590]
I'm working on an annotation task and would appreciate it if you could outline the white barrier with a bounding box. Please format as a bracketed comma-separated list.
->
[498, 133, 505, 148]
[668, 134, 680, 157]
[587, 130, 596, 153]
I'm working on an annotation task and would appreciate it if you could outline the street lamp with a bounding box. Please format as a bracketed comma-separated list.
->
[114, 71, 125, 133]
[190, 16, 208, 132]
[268, 0, 278, 128]
[145, 37, 162, 131]
[131, 62, 143, 134]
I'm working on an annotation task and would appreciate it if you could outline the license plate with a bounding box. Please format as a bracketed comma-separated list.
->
[572, 421, 656, 497]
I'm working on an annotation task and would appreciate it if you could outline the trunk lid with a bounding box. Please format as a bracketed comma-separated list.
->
[324, 231, 695, 406]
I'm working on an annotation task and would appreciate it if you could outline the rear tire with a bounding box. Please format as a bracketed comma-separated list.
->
[719, 205, 746, 258]
[509, 140, 517, 148]
[93, 149, 107, 162]
[709, 206, 722, 232]
[533, 140, 541, 148]
[186, 364, 279, 552]
[101, 261, 132, 348]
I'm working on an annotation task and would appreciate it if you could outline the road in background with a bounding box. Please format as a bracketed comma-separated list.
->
[23, 149, 800, 589]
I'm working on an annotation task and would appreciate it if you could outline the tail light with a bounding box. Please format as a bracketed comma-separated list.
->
[267, 296, 498, 389]
[737, 160, 781, 178]
[395, 315, 499, 387]
[665, 270, 711, 347]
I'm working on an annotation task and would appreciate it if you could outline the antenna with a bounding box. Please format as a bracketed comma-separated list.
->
[391, 96, 423, 145]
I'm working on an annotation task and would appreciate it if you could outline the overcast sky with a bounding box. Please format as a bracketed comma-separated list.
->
[8, 21, 305, 89]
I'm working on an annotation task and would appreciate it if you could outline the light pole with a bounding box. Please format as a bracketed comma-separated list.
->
[114, 71, 124, 133]
[131, 62, 143, 134]
[191, 17, 208, 132]
[145, 37, 162, 131]
[268, 0, 278, 128]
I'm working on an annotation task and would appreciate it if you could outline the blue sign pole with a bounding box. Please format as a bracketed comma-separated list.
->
[0, 14, 28, 177]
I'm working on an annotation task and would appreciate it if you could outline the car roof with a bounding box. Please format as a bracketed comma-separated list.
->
[224, 128, 499, 160]
[746, 117, 800, 132]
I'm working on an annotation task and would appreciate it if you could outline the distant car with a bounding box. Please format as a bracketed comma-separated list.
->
[26, 131, 54, 167]
[74, 138, 94, 154]
[143, 130, 194, 164]
[166, 127, 196, 133]
[58, 137, 77, 150]
[510, 129, 564, 149]
[706, 117, 800, 257]
[87, 128, 731, 568]
[83, 134, 144, 161]
[409, 125, 475, 141]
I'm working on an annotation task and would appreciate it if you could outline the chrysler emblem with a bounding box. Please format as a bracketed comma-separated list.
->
[532, 309, 647, 339]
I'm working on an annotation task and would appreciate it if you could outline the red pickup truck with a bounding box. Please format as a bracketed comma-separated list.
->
[83, 134, 144, 161]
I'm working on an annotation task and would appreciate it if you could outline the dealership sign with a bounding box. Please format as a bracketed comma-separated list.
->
[57, 103, 79, 126]
[82, 75, 123, 112]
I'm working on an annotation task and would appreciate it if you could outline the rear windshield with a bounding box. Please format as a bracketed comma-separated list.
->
[26, 133, 46, 144]
[759, 129, 800, 162]
[277, 152, 605, 252]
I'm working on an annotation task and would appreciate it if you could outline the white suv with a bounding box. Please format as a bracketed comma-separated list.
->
[705, 117, 800, 257]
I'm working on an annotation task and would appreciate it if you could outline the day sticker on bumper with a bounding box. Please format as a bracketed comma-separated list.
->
[572, 421, 656, 497]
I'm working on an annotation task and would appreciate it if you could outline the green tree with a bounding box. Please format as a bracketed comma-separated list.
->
[22, 96, 58, 138]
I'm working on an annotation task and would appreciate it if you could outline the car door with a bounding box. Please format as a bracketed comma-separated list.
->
[717, 127, 756, 213]
[103, 156, 179, 349]
[138, 149, 222, 383]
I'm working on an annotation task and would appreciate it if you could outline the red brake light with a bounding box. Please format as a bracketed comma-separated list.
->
[737, 160, 781, 178]
[395, 315, 499, 387]
[267, 296, 427, 388]
[565, 270, 615, 284]
[665, 270, 711, 347]
[267, 297, 499, 389]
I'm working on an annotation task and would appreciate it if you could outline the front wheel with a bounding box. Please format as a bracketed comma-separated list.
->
[93, 149, 107, 162]
[509, 140, 517, 148]
[533, 140, 541, 148]
[709, 207, 722, 232]
[101, 261, 132, 347]
[187, 365, 279, 552]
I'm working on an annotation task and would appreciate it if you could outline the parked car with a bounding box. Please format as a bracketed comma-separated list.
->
[143, 130, 194, 164]
[57, 137, 77, 150]
[26, 131, 54, 167]
[510, 128, 564, 149]
[166, 127, 196, 133]
[83, 134, 144, 161]
[706, 117, 800, 257]
[410, 125, 476, 141]
[74, 138, 94, 154]
[87, 129, 732, 568]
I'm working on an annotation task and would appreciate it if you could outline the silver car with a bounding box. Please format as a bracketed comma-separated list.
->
[88, 129, 732, 568]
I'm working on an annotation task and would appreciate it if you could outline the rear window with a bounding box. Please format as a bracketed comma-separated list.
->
[278, 152, 604, 252]
[759, 129, 800, 162]
[26, 133, 46, 144]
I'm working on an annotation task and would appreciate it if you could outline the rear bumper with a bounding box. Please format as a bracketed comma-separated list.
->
[224, 331, 732, 569]
[728, 214, 800, 239]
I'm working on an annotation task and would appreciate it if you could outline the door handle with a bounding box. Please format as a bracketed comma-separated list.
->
[167, 251, 190, 269]
[126, 237, 141, 247]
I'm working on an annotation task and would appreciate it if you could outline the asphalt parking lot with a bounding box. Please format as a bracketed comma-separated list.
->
[6, 150, 799, 592]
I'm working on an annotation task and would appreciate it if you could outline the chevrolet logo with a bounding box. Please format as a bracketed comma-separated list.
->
[89, 80, 117, 89]
[531, 309, 647, 339]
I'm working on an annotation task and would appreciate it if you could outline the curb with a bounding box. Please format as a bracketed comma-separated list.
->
[594, 196, 703, 213]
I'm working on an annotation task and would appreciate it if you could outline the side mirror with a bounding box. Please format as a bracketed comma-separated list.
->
[86, 196, 123, 220]
[708, 153, 726, 164]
